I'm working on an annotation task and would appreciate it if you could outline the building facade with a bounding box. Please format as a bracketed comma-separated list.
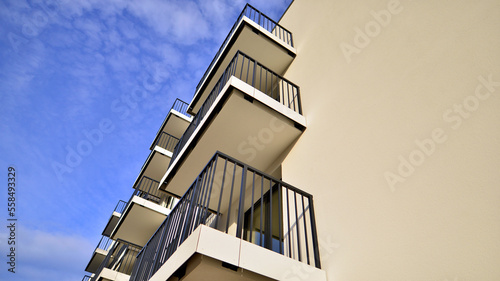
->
[82, 1, 500, 281]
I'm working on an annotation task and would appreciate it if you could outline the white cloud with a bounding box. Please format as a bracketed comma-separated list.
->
[0, 227, 94, 281]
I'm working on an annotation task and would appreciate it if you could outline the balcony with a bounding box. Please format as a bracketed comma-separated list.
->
[150, 98, 191, 151]
[82, 275, 91, 281]
[153, 132, 179, 152]
[102, 200, 127, 237]
[190, 4, 296, 116]
[160, 51, 305, 198]
[91, 239, 141, 281]
[129, 100, 191, 198]
[130, 152, 325, 281]
[110, 176, 175, 246]
[85, 236, 114, 273]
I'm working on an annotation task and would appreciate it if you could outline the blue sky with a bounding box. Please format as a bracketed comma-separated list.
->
[0, 0, 292, 280]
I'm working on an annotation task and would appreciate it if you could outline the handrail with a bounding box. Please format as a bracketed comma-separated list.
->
[194, 4, 294, 94]
[94, 235, 113, 252]
[130, 151, 320, 281]
[114, 200, 127, 214]
[170, 50, 301, 167]
[170, 98, 191, 118]
[82, 275, 91, 281]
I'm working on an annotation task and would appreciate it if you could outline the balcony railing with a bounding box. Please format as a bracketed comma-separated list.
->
[171, 98, 191, 118]
[114, 200, 127, 214]
[170, 51, 301, 166]
[82, 275, 91, 281]
[195, 4, 294, 92]
[154, 132, 179, 152]
[126, 176, 175, 209]
[130, 151, 320, 281]
[94, 235, 113, 252]
[91, 239, 141, 281]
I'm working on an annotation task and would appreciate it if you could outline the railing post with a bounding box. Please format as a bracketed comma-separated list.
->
[308, 196, 321, 269]
[296, 87, 302, 115]
[235, 164, 247, 239]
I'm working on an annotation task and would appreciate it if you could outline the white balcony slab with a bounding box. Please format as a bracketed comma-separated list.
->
[149, 225, 326, 281]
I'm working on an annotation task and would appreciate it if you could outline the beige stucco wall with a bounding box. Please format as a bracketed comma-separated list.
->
[278, 0, 500, 280]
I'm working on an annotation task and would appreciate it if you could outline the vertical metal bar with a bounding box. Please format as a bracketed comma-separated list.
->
[249, 171, 255, 243]
[259, 174, 264, 246]
[270, 71, 274, 99]
[258, 10, 262, 29]
[259, 65, 263, 92]
[267, 178, 273, 250]
[252, 57, 256, 87]
[278, 183, 283, 255]
[151, 220, 168, 275]
[297, 87, 302, 114]
[239, 53, 245, 80]
[225, 162, 237, 234]
[301, 195, 311, 265]
[203, 156, 218, 226]
[265, 68, 268, 95]
[215, 158, 228, 229]
[294, 191, 302, 262]
[290, 86, 296, 112]
[280, 79, 285, 103]
[236, 164, 247, 239]
[180, 177, 200, 242]
[194, 162, 210, 228]
[246, 56, 250, 83]
[286, 187, 292, 258]
[233, 51, 239, 77]
[308, 196, 321, 268]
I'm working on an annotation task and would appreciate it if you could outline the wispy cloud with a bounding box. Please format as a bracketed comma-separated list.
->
[0, 1, 292, 280]
[0, 227, 94, 281]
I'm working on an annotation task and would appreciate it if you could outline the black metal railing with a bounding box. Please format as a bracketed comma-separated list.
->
[82, 275, 91, 281]
[195, 4, 293, 93]
[124, 176, 175, 211]
[91, 239, 141, 281]
[170, 51, 301, 167]
[171, 98, 191, 118]
[154, 132, 179, 152]
[95, 235, 113, 252]
[130, 151, 320, 281]
[114, 200, 127, 214]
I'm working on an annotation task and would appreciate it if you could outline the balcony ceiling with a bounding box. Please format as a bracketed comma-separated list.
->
[143, 150, 171, 181]
[102, 212, 120, 237]
[85, 249, 107, 273]
[111, 197, 170, 246]
[132, 150, 171, 192]
[151, 111, 191, 150]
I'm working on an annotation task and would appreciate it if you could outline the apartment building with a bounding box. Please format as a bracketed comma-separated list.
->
[82, 1, 500, 281]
